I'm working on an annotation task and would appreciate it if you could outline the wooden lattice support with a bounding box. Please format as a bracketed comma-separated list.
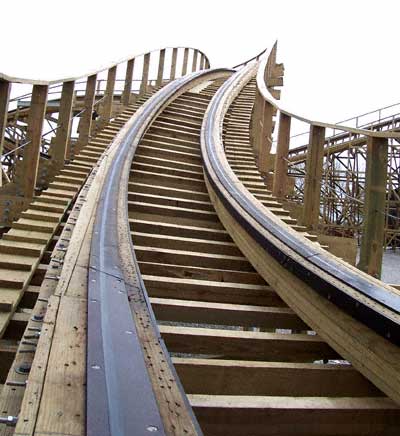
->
[358, 136, 388, 278]
[0, 80, 11, 186]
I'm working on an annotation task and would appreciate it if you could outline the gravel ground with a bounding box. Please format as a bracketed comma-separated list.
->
[356, 248, 400, 284]
[381, 249, 400, 284]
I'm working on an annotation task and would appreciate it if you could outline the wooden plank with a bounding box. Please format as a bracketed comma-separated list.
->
[139, 52, 150, 96]
[151, 297, 307, 329]
[156, 49, 165, 86]
[182, 48, 189, 76]
[159, 325, 337, 362]
[191, 50, 198, 72]
[173, 358, 383, 397]
[272, 112, 291, 197]
[190, 395, 400, 436]
[0, 80, 11, 186]
[170, 47, 178, 80]
[357, 136, 388, 278]
[258, 100, 274, 173]
[301, 124, 325, 229]
[54, 80, 75, 164]
[76, 74, 97, 154]
[121, 58, 134, 106]
[100, 66, 117, 125]
[18, 84, 48, 199]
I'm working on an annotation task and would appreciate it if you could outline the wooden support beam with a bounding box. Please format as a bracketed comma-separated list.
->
[156, 49, 165, 86]
[18, 84, 48, 199]
[100, 65, 117, 124]
[121, 58, 134, 106]
[139, 52, 150, 96]
[192, 50, 198, 72]
[251, 89, 264, 157]
[301, 125, 325, 229]
[76, 74, 97, 155]
[0, 80, 11, 186]
[357, 136, 388, 278]
[170, 48, 178, 80]
[182, 48, 189, 76]
[258, 100, 274, 174]
[173, 358, 382, 397]
[272, 112, 291, 197]
[54, 80, 74, 164]
[199, 54, 205, 70]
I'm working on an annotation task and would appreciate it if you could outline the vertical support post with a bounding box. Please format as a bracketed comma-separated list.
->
[358, 136, 388, 278]
[76, 74, 97, 154]
[18, 85, 48, 199]
[156, 49, 165, 86]
[54, 80, 75, 164]
[122, 59, 134, 106]
[170, 48, 178, 80]
[140, 53, 150, 96]
[273, 112, 291, 197]
[258, 100, 274, 174]
[100, 66, 117, 125]
[0, 81, 11, 186]
[251, 89, 264, 156]
[302, 125, 326, 229]
[182, 48, 189, 76]
[191, 50, 198, 72]
[199, 54, 205, 70]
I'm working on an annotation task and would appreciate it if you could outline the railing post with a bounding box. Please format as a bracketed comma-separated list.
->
[251, 88, 264, 157]
[357, 136, 388, 278]
[100, 66, 117, 126]
[54, 80, 75, 164]
[139, 53, 150, 96]
[273, 112, 291, 197]
[170, 48, 178, 80]
[17, 84, 48, 199]
[0, 81, 11, 186]
[76, 74, 97, 155]
[199, 54, 205, 70]
[156, 49, 165, 86]
[182, 48, 189, 76]
[121, 59, 134, 106]
[301, 125, 326, 229]
[259, 100, 274, 174]
[191, 50, 198, 72]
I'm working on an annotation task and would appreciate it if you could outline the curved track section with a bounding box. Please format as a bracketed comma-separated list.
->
[87, 68, 232, 436]
[201, 64, 400, 405]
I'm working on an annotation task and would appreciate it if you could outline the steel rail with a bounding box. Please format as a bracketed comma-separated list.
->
[87, 67, 231, 436]
[201, 64, 400, 346]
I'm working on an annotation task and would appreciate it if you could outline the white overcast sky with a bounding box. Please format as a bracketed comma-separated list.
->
[1, 0, 400, 124]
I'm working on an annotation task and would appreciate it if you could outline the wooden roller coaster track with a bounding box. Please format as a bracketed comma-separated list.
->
[0, 43, 399, 435]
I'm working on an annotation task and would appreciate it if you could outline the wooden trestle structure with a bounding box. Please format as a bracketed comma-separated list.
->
[0, 44, 399, 435]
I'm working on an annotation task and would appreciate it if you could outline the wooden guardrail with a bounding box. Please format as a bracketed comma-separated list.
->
[252, 42, 400, 278]
[0, 47, 210, 223]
